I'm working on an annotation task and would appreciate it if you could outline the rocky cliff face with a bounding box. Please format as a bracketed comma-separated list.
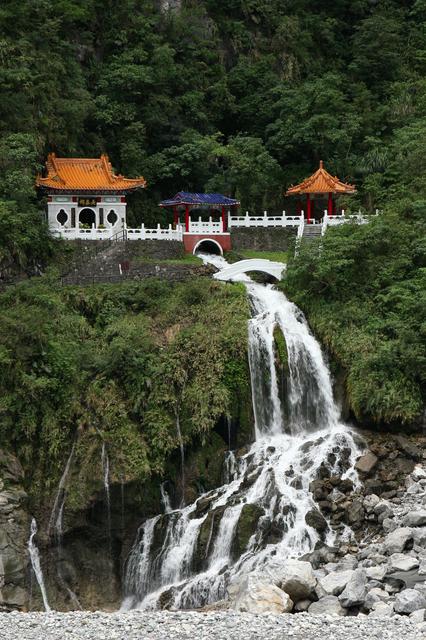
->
[0, 451, 28, 611]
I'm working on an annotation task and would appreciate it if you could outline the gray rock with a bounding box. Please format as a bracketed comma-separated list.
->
[410, 609, 426, 624]
[294, 599, 311, 612]
[355, 451, 378, 474]
[389, 554, 419, 572]
[383, 527, 413, 554]
[305, 508, 328, 533]
[366, 565, 387, 581]
[364, 588, 390, 610]
[319, 570, 354, 596]
[338, 569, 368, 608]
[394, 589, 426, 614]
[277, 560, 317, 602]
[369, 601, 394, 617]
[232, 573, 294, 614]
[364, 494, 380, 512]
[404, 511, 426, 528]
[308, 595, 347, 616]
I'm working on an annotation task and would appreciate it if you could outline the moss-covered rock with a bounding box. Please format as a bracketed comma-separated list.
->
[232, 503, 265, 559]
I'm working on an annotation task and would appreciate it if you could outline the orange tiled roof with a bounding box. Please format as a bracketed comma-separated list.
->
[36, 153, 147, 192]
[286, 161, 356, 195]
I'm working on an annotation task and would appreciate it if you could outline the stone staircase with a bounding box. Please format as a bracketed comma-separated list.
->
[302, 224, 323, 241]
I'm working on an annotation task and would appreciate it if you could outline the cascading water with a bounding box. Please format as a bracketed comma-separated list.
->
[47, 443, 75, 539]
[28, 518, 51, 612]
[101, 442, 112, 546]
[122, 254, 362, 611]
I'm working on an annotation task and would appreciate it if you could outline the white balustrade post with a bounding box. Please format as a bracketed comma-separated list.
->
[245, 211, 249, 227]
[263, 210, 267, 227]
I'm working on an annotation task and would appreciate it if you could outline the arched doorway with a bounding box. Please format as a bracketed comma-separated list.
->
[79, 208, 96, 227]
[193, 239, 223, 255]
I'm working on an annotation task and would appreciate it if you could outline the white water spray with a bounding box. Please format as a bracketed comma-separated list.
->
[123, 254, 362, 610]
[101, 442, 112, 545]
[48, 443, 75, 540]
[28, 518, 51, 612]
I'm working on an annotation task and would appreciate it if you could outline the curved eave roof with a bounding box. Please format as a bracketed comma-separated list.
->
[160, 191, 240, 207]
[286, 161, 356, 195]
[36, 153, 147, 192]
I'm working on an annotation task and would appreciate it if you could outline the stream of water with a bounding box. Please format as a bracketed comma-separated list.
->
[122, 254, 362, 610]
[28, 519, 51, 612]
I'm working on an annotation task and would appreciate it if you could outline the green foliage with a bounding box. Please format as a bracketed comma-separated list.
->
[0, 277, 249, 494]
[285, 209, 426, 424]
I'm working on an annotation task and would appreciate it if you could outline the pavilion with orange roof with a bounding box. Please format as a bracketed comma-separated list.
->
[286, 161, 356, 224]
[36, 153, 146, 237]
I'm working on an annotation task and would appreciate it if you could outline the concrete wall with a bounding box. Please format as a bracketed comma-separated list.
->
[231, 227, 297, 251]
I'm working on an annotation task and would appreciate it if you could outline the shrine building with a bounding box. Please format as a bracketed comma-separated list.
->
[36, 154, 146, 238]
[286, 161, 356, 224]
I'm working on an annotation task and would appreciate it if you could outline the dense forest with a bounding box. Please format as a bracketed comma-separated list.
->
[0, 0, 424, 469]
[3, 0, 426, 223]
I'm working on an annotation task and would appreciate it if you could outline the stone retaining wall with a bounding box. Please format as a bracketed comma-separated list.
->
[231, 228, 297, 251]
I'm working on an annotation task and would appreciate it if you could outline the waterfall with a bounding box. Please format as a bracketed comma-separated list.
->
[101, 442, 112, 546]
[47, 443, 75, 539]
[122, 254, 362, 611]
[175, 411, 185, 507]
[28, 519, 51, 612]
[160, 483, 172, 514]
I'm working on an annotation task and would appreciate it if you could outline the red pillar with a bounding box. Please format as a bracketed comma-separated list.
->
[306, 194, 312, 224]
[185, 205, 190, 232]
[221, 206, 227, 232]
[173, 206, 178, 227]
[327, 192, 333, 216]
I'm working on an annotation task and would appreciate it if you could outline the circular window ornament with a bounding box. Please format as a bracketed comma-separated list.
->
[107, 210, 118, 226]
[56, 209, 68, 226]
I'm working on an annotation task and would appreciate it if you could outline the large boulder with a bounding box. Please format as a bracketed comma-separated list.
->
[338, 569, 367, 608]
[403, 511, 426, 528]
[383, 527, 413, 555]
[319, 570, 354, 596]
[369, 601, 394, 617]
[388, 554, 419, 573]
[355, 451, 378, 475]
[364, 588, 390, 610]
[277, 560, 317, 602]
[305, 508, 328, 533]
[394, 588, 426, 614]
[308, 595, 346, 616]
[231, 573, 293, 614]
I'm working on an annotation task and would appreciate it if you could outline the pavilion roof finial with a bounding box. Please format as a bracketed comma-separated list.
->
[320, 160, 324, 169]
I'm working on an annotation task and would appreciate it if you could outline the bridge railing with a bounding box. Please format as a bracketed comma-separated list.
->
[188, 217, 224, 234]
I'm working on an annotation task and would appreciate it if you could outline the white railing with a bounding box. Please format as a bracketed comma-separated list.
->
[126, 223, 183, 241]
[188, 217, 225, 234]
[229, 211, 303, 228]
[52, 227, 116, 240]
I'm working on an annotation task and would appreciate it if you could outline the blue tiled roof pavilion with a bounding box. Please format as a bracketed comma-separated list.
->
[159, 192, 240, 208]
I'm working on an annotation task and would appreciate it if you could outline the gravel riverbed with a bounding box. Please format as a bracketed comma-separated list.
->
[0, 611, 425, 640]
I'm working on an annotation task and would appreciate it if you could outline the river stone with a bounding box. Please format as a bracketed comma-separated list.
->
[319, 570, 354, 596]
[389, 554, 419, 572]
[305, 508, 328, 533]
[365, 565, 387, 581]
[233, 574, 293, 614]
[338, 569, 367, 608]
[369, 601, 394, 617]
[363, 494, 380, 513]
[383, 528, 413, 554]
[394, 589, 426, 614]
[277, 560, 317, 602]
[364, 588, 390, 610]
[404, 511, 426, 528]
[410, 609, 426, 623]
[355, 452, 378, 475]
[308, 595, 347, 616]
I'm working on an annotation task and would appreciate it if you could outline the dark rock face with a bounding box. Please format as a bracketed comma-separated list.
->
[355, 451, 378, 475]
[305, 509, 328, 533]
[0, 451, 29, 612]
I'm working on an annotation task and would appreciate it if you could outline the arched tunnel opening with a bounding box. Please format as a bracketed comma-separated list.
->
[193, 240, 223, 255]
